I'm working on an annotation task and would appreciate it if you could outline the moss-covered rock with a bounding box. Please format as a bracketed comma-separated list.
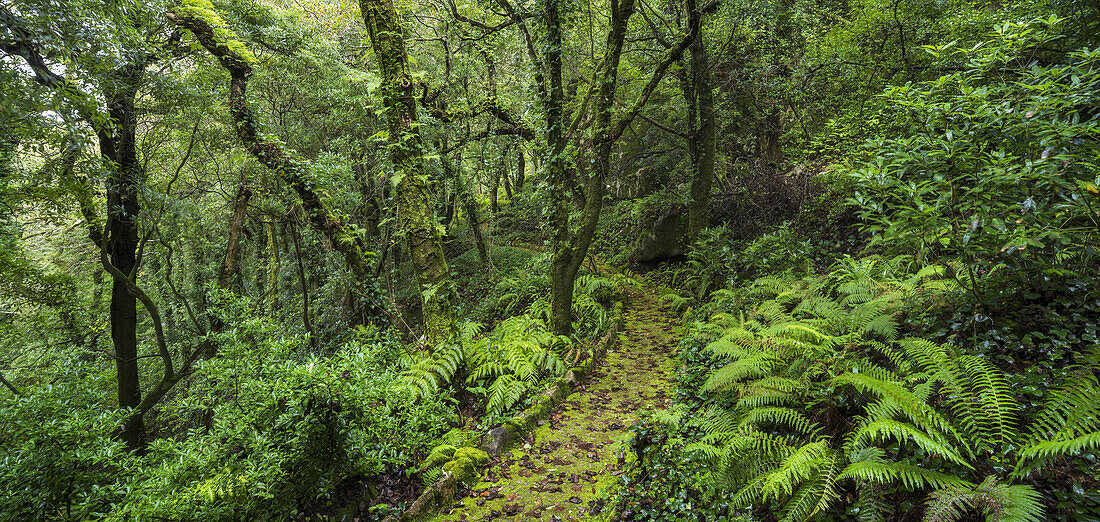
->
[452, 447, 489, 466]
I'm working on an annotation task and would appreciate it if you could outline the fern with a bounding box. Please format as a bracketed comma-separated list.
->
[397, 342, 465, 399]
[925, 476, 1044, 522]
[484, 374, 528, 416]
[661, 254, 1095, 521]
[838, 461, 968, 489]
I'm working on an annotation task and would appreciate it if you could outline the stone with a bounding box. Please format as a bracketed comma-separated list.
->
[633, 212, 687, 262]
[482, 425, 515, 456]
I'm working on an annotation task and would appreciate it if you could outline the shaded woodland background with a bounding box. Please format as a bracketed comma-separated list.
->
[1, 0, 1098, 518]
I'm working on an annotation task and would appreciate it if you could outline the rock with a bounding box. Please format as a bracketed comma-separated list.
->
[442, 457, 480, 485]
[634, 212, 687, 262]
[563, 370, 580, 385]
[482, 425, 515, 456]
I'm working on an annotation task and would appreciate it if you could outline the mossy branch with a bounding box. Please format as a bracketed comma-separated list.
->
[169, 0, 374, 282]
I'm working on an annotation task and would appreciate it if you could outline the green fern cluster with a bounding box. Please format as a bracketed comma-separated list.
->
[466, 314, 569, 415]
[397, 273, 622, 416]
[673, 257, 1100, 521]
[833, 341, 1099, 521]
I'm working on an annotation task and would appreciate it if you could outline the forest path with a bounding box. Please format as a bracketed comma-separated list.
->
[432, 284, 679, 521]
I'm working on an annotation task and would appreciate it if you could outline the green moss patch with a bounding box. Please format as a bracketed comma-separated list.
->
[431, 287, 680, 521]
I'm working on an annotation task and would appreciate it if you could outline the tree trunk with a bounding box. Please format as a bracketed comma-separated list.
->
[291, 221, 319, 351]
[457, 159, 490, 266]
[548, 0, 635, 335]
[100, 63, 148, 453]
[514, 144, 526, 191]
[442, 181, 458, 227]
[217, 183, 251, 290]
[490, 164, 500, 216]
[501, 150, 514, 200]
[546, 0, 572, 335]
[263, 220, 280, 315]
[359, 0, 455, 346]
[171, 5, 376, 296]
[686, 0, 715, 243]
[760, 105, 781, 166]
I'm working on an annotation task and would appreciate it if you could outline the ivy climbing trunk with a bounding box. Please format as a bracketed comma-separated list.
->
[359, 0, 455, 346]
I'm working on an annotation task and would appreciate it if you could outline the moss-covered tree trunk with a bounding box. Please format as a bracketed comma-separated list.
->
[686, 0, 716, 242]
[548, 0, 636, 335]
[263, 219, 280, 316]
[217, 183, 251, 290]
[359, 0, 455, 346]
[514, 143, 526, 192]
[545, 0, 573, 335]
[171, 1, 383, 327]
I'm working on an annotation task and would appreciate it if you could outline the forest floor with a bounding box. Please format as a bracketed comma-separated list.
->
[430, 284, 679, 521]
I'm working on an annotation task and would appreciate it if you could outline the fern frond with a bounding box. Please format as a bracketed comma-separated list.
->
[703, 353, 780, 393]
[854, 483, 890, 522]
[849, 419, 971, 468]
[1014, 432, 1100, 478]
[486, 374, 528, 415]
[758, 441, 833, 501]
[838, 461, 968, 489]
[925, 477, 1044, 522]
[953, 355, 1019, 451]
[739, 407, 818, 435]
[837, 370, 969, 459]
[1027, 373, 1100, 442]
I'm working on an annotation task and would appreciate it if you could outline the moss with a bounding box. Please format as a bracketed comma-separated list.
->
[452, 447, 489, 466]
[175, 0, 257, 65]
[430, 287, 679, 522]
[442, 457, 481, 485]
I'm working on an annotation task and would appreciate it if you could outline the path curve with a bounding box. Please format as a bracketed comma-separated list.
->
[433, 285, 679, 521]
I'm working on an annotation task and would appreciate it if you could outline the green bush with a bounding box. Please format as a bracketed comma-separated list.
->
[847, 18, 1100, 299]
[0, 373, 129, 519]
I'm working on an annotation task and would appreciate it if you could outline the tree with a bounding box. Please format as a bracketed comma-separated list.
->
[685, 0, 716, 242]
[1, 2, 166, 451]
[359, 0, 457, 346]
[170, 0, 385, 329]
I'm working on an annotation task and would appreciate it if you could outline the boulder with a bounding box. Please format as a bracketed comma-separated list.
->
[634, 212, 687, 262]
[481, 425, 515, 456]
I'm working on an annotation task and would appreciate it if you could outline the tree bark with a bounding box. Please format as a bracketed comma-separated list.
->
[686, 0, 716, 242]
[263, 220, 280, 315]
[97, 62, 149, 453]
[291, 221, 319, 351]
[514, 144, 526, 192]
[456, 157, 490, 266]
[359, 0, 455, 346]
[217, 183, 252, 290]
[170, 3, 376, 295]
[549, 0, 634, 335]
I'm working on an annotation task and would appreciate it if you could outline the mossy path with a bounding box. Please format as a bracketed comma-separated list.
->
[432, 285, 678, 521]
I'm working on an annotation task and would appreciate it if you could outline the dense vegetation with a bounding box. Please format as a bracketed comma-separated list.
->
[0, 0, 1096, 519]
